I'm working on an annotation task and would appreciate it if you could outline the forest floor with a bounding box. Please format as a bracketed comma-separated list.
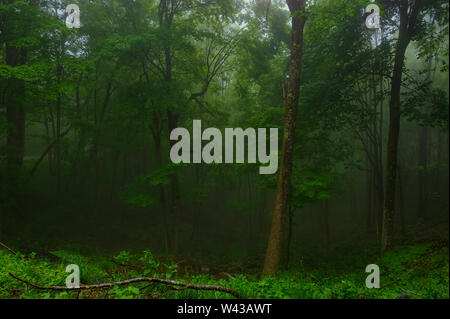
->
[0, 221, 448, 299]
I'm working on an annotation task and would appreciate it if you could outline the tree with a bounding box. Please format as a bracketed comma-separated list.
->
[0, 0, 40, 236]
[263, 0, 307, 277]
[380, 0, 448, 252]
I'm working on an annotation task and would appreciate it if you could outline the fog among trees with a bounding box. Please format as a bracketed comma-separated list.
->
[0, 0, 448, 299]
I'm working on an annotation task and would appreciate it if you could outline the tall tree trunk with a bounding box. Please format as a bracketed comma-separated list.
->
[417, 54, 437, 221]
[285, 206, 294, 268]
[44, 117, 53, 174]
[417, 126, 428, 221]
[263, 0, 306, 276]
[322, 200, 330, 249]
[376, 78, 385, 238]
[397, 164, 406, 238]
[366, 157, 374, 232]
[3, 45, 27, 236]
[381, 0, 421, 252]
[151, 115, 171, 255]
[157, 0, 181, 254]
[55, 64, 63, 195]
[5, 45, 26, 174]
[168, 111, 181, 254]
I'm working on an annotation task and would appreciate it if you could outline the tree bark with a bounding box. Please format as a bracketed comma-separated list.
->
[381, 0, 422, 253]
[322, 200, 330, 249]
[167, 111, 181, 254]
[417, 54, 437, 221]
[3, 44, 27, 236]
[285, 206, 294, 268]
[417, 126, 428, 221]
[55, 63, 63, 195]
[5, 45, 26, 175]
[151, 115, 171, 255]
[397, 164, 406, 238]
[263, 0, 306, 276]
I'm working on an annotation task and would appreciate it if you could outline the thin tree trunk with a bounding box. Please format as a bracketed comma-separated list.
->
[381, 0, 421, 252]
[323, 201, 330, 248]
[152, 122, 171, 255]
[167, 111, 181, 254]
[55, 64, 63, 195]
[366, 159, 373, 232]
[5, 47, 26, 171]
[417, 126, 428, 221]
[285, 206, 294, 268]
[49, 106, 56, 175]
[44, 117, 52, 174]
[158, 0, 181, 255]
[417, 54, 437, 221]
[3, 44, 27, 235]
[397, 164, 406, 238]
[376, 78, 384, 239]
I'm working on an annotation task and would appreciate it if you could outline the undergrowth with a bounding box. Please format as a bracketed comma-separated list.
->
[0, 238, 448, 299]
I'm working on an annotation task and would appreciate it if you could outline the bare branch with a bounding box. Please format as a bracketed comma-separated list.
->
[0, 242, 21, 258]
[8, 272, 243, 299]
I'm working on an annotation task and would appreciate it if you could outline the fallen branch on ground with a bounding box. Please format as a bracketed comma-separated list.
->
[0, 242, 25, 261]
[0, 242, 18, 256]
[3, 242, 242, 298]
[398, 286, 422, 297]
[8, 272, 242, 299]
[221, 272, 236, 280]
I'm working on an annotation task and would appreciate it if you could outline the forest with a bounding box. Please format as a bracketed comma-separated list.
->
[0, 0, 449, 300]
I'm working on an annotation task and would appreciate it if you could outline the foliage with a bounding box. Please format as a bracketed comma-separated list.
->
[0, 239, 447, 299]
[0, 0, 448, 302]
